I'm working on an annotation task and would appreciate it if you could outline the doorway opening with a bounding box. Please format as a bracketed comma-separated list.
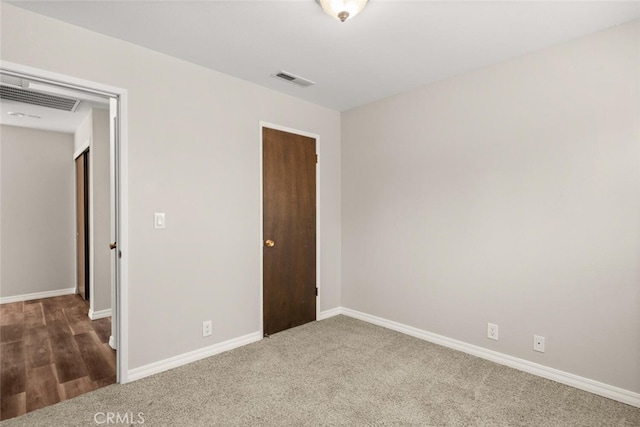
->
[0, 62, 128, 420]
[76, 148, 90, 301]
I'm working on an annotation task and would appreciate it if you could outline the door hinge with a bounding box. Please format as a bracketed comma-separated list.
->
[315, 154, 318, 164]
[315, 287, 318, 296]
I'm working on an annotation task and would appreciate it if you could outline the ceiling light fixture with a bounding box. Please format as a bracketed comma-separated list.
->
[317, 0, 368, 22]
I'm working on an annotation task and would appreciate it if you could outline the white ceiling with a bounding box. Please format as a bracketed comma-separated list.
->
[6, 1, 640, 112]
[1, 97, 92, 134]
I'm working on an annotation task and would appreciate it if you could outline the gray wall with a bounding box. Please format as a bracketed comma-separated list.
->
[342, 20, 640, 393]
[0, 3, 342, 370]
[91, 108, 112, 313]
[73, 109, 112, 314]
[0, 125, 75, 297]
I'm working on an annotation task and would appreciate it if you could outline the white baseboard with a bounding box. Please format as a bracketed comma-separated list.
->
[127, 331, 262, 382]
[329, 307, 640, 408]
[89, 308, 112, 320]
[109, 335, 116, 350]
[318, 307, 343, 320]
[0, 287, 76, 304]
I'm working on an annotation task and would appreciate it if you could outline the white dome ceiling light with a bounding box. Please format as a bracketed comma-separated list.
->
[317, 0, 369, 22]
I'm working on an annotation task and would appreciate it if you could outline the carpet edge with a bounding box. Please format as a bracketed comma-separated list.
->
[338, 307, 640, 408]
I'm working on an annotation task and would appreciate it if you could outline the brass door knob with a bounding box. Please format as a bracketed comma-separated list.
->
[265, 239, 275, 247]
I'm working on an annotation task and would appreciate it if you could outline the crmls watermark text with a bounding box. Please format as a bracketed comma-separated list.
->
[94, 412, 145, 424]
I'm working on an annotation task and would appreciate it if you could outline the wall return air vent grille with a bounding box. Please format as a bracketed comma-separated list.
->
[272, 71, 315, 88]
[0, 85, 80, 112]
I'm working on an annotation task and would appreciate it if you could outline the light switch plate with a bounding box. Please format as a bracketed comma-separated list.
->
[154, 212, 166, 230]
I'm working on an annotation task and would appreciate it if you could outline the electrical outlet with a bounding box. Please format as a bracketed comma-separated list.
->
[533, 335, 545, 352]
[202, 320, 212, 337]
[487, 323, 499, 340]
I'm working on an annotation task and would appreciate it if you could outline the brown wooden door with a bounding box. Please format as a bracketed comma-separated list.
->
[76, 150, 90, 300]
[263, 127, 316, 336]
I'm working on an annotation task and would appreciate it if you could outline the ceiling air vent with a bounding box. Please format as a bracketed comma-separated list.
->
[272, 71, 315, 88]
[0, 85, 80, 112]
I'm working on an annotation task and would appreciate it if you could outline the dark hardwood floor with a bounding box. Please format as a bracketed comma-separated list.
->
[0, 294, 116, 421]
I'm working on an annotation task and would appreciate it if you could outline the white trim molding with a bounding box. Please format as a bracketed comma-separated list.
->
[0, 287, 76, 304]
[318, 307, 343, 320]
[88, 308, 112, 320]
[127, 331, 262, 382]
[319, 307, 640, 408]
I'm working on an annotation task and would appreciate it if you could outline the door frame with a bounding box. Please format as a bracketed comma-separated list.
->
[259, 122, 321, 336]
[73, 142, 90, 301]
[0, 60, 130, 383]
[74, 148, 90, 301]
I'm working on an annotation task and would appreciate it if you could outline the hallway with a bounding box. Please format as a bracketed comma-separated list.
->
[0, 294, 116, 420]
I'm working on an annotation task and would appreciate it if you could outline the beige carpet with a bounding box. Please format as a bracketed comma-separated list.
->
[2, 315, 638, 426]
